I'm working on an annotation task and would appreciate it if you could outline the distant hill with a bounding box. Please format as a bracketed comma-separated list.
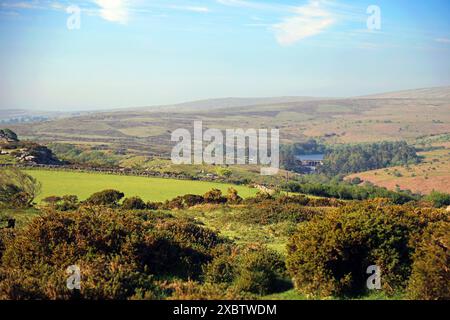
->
[358, 86, 450, 100]
[6, 87, 450, 156]
[130, 96, 331, 113]
[0, 109, 87, 124]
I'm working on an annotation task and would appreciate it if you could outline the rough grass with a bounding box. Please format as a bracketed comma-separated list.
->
[25, 169, 258, 202]
[346, 147, 450, 194]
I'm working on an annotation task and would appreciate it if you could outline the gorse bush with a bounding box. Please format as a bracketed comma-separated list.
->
[204, 245, 286, 295]
[425, 191, 450, 208]
[0, 208, 227, 299]
[239, 200, 322, 225]
[122, 196, 147, 210]
[162, 280, 252, 300]
[233, 246, 286, 295]
[84, 189, 124, 206]
[203, 189, 227, 204]
[286, 200, 448, 298]
[406, 221, 450, 300]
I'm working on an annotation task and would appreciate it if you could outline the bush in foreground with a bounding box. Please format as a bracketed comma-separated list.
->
[0, 207, 226, 299]
[286, 200, 448, 298]
[406, 221, 450, 300]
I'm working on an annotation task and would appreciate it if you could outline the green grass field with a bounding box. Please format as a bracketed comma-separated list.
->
[26, 169, 258, 202]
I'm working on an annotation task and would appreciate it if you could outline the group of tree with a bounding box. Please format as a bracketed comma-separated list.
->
[281, 140, 421, 176]
[320, 141, 420, 175]
[280, 139, 327, 172]
[283, 174, 421, 205]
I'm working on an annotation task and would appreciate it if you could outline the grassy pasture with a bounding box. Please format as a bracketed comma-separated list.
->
[25, 169, 258, 202]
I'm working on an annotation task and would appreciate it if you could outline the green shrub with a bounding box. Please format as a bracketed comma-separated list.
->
[182, 194, 204, 207]
[204, 245, 286, 295]
[233, 246, 286, 295]
[239, 200, 322, 225]
[0, 208, 226, 299]
[163, 280, 251, 300]
[425, 191, 450, 208]
[84, 189, 124, 206]
[407, 221, 450, 300]
[286, 200, 447, 297]
[122, 197, 146, 210]
[203, 245, 237, 284]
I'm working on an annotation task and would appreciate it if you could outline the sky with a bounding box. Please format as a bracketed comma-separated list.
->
[0, 0, 449, 111]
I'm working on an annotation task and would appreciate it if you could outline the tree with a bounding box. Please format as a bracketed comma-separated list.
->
[0, 168, 41, 207]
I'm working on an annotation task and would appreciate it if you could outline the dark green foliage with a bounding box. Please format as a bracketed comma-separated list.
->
[233, 247, 286, 295]
[85, 189, 124, 206]
[162, 280, 251, 300]
[182, 194, 204, 207]
[286, 200, 447, 298]
[204, 245, 286, 295]
[407, 221, 450, 300]
[283, 176, 419, 204]
[280, 140, 326, 172]
[122, 196, 147, 210]
[0, 208, 229, 299]
[239, 200, 322, 225]
[425, 191, 450, 208]
[321, 141, 420, 175]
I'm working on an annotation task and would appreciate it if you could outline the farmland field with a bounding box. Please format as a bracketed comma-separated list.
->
[25, 169, 258, 202]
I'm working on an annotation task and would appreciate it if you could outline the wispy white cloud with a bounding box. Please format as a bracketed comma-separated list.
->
[168, 5, 210, 13]
[435, 38, 450, 44]
[272, 0, 335, 46]
[94, 0, 129, 24]
[0, 1, 41, 10]
[216, 0, 287, 12]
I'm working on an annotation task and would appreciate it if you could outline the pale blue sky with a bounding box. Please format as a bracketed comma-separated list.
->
[0, 0, 449, 111]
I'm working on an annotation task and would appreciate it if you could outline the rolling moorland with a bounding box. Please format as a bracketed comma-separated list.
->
[7, 87, 450, 153]
[4, 86, 450, 194]
[0, 87, 449, 300]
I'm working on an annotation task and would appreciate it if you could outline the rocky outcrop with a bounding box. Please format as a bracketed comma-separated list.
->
[0, 128, 18, 143]
[15, 144, 62, 165]
[0, 128, 62, 165]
